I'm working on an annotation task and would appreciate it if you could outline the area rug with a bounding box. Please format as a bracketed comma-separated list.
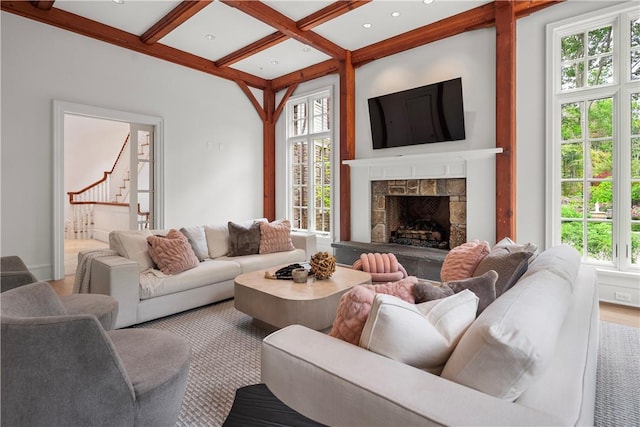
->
[137, 301, 639, 427]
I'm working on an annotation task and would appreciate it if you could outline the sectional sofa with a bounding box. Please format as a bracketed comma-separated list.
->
[261, 245, 599, 426]
[83, 219, 316, 328]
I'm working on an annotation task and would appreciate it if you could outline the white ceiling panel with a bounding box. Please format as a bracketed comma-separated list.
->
[160, 2, 276, 61]
[314, 0, 491, 51]
[233, 39, 331, 80]
[262, 0, 334, 22]
[55, 0, 180, 36]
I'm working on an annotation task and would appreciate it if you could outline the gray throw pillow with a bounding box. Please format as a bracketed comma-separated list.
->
[227, 221, 261, 257]
[180, 226, 209, 262]
[473, 251, 532, 297]
[445, 270, 498, 316]
[413, 280, 454, 303]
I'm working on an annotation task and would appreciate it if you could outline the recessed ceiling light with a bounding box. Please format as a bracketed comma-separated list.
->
[423, 0, 434, 4]
[205, 34, 215, 40]
[362, 23, 373, 29]
[391, 11, 401, 17]
[302, 46, 310, 52]
[271, 60, 279, 65]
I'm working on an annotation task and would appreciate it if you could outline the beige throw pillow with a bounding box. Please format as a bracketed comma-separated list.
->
[359, 291, 478, 374]
[109, 230, 154, 271]
[259, 219, 295, 254]
[204, 224, 230, 258]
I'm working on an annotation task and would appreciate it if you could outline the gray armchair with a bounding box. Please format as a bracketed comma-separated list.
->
[1, 282, 191, 427]
[1, 255, 118, 330]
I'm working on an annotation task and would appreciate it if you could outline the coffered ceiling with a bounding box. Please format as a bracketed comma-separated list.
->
[2, 0, 560, 89]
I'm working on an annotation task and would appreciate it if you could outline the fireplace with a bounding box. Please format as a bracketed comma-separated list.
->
[371, 179, 466, 249]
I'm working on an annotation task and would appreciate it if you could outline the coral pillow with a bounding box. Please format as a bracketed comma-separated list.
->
[147, 229, 199, 275]
[440, 239, 490, 282]
[329, 277, 417, 345]
[259, 219, 295, 254]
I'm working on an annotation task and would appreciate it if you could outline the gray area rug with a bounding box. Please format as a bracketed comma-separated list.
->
[137, 301, 639, 427]
[595, 321, 640, 427]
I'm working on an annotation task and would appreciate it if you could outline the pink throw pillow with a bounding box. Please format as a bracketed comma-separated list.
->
[330, 277, 417, 345]
[259, 219, 295, 254]
[440, 239, 490, 282]
[147, 229, 199, 275]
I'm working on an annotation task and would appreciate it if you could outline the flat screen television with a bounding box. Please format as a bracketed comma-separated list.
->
[368, 77, 466, 149]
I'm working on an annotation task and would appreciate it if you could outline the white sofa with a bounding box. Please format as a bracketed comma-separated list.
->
[84, 220, 316, 328]
[261, 245, 599, 426]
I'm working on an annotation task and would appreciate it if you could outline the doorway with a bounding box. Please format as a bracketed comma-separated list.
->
[53, 101, 164, 280]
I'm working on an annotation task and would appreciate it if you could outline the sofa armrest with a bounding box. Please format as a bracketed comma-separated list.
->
[262, 325, 563, 427]
[91, 256, 140, 328]
[290, 231, 316, 258]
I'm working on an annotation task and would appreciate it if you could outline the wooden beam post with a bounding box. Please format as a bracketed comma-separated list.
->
[263, 87, 276, 221]
[339, 51, 355, 242]
[495, 0, 517, 241]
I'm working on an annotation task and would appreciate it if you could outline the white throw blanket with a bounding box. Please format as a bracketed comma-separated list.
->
[73, 249, 119, 294]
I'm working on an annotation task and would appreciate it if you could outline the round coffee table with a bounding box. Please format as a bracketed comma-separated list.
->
[234, 265, 371, 331]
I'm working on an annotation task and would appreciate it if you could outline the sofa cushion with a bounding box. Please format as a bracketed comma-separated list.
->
[259, 219, 295, 254]
[473, 251, 532, 297]
[441, 245, 580, 401]
[110, 230, 154, 271]
[217, 248, 306, 275]
[440, 240, 490, 282]
[180, 226, 209, 261]
[228, 221, 261, 256]
[329, 278, 417, 345]
[147, 229, 199, 275]
[359, 290, 478, 374]
[519, 244, 581, 290]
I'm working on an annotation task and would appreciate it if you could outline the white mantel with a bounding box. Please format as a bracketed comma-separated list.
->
[343, 148, 503, 245]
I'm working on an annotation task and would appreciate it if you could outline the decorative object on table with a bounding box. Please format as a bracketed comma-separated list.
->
[264, 263, 307, 280]
[309, 252, 336, 280]
[291, 268, 309, 283]
[351, 253, 408, 284]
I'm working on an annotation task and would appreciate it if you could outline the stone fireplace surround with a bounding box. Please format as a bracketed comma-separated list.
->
[344, 148, 502, 245]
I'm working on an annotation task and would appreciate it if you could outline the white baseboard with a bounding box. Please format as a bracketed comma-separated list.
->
[597, 269, 640, 308]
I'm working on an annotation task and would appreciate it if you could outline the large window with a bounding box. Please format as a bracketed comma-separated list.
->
[286, 90, 332, 237]
[548, 3, 640, 273]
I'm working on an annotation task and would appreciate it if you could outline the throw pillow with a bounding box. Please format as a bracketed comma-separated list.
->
[492, 237, 539, 262]
[329, 277, 418, 345]
[359, 290, 479, 374]
[109, 230, 154, 271]
[414, 271, 498, 316]
[259, 219, 295, 254]
[147, 229, 199, 275]
[440, 240, 490, 282]
[180, 226, 209, 261]
[473, 251, 532, 297]
[227, 221, 261, 256]
[204, 224, 230, 258]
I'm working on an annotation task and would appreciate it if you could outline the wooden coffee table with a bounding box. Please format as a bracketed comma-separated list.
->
[234, 265, 371, 331]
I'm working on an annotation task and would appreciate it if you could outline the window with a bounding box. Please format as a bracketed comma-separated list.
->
[286, 90, 332, 237]
[548, 3, 640, 273]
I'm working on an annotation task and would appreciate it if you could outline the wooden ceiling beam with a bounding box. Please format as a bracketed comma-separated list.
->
[30, 1, 54, 11]
[297, 0, 371, 31]
[140, 0, 212, 45]
[0, 0, 268, 89]
[271, 59, 340, 92]
[220, 0, 346, 60]
[216, 31, 287, 68]
[217, 0, 369, 68]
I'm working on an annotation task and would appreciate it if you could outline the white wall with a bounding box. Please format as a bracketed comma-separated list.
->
[1, 12, 263, 279]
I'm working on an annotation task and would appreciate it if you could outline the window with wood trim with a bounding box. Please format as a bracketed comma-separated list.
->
[286, 90, 333, 237]
[547, 3, 640, 272]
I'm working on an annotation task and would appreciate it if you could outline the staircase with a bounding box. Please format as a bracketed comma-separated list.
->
[67, 134, 150, 238]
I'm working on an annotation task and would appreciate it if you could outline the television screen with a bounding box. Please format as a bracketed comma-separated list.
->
[368, 77, 466, 149]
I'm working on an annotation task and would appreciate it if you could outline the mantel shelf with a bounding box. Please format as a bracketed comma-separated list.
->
[343, 148, 503, 168]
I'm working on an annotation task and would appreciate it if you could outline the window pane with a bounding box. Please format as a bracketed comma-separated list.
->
[561, 220, 583, 254]
[561, 62, 584, 90]
[632, 138, 640, 179]
[561, 143, 584, 178]
[588, 97, 613, 138]
[562, 181, 584, 219]
[590, 140, 613, 178]
[633, 183, 640, 265]
[632, 93, 640, 135]
[632, 18, 640, 48]
[561, 102, 582, 140]
[562, 33, 584, 60]
[587, 55, 613, 86]
[631, 50, 640, 80]
[587, 26, 612, 56]
[588, 181, 612, 217]
[586, 221, 613, 261]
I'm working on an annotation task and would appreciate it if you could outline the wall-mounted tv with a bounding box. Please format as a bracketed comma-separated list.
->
[368, 77, 466, 150]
